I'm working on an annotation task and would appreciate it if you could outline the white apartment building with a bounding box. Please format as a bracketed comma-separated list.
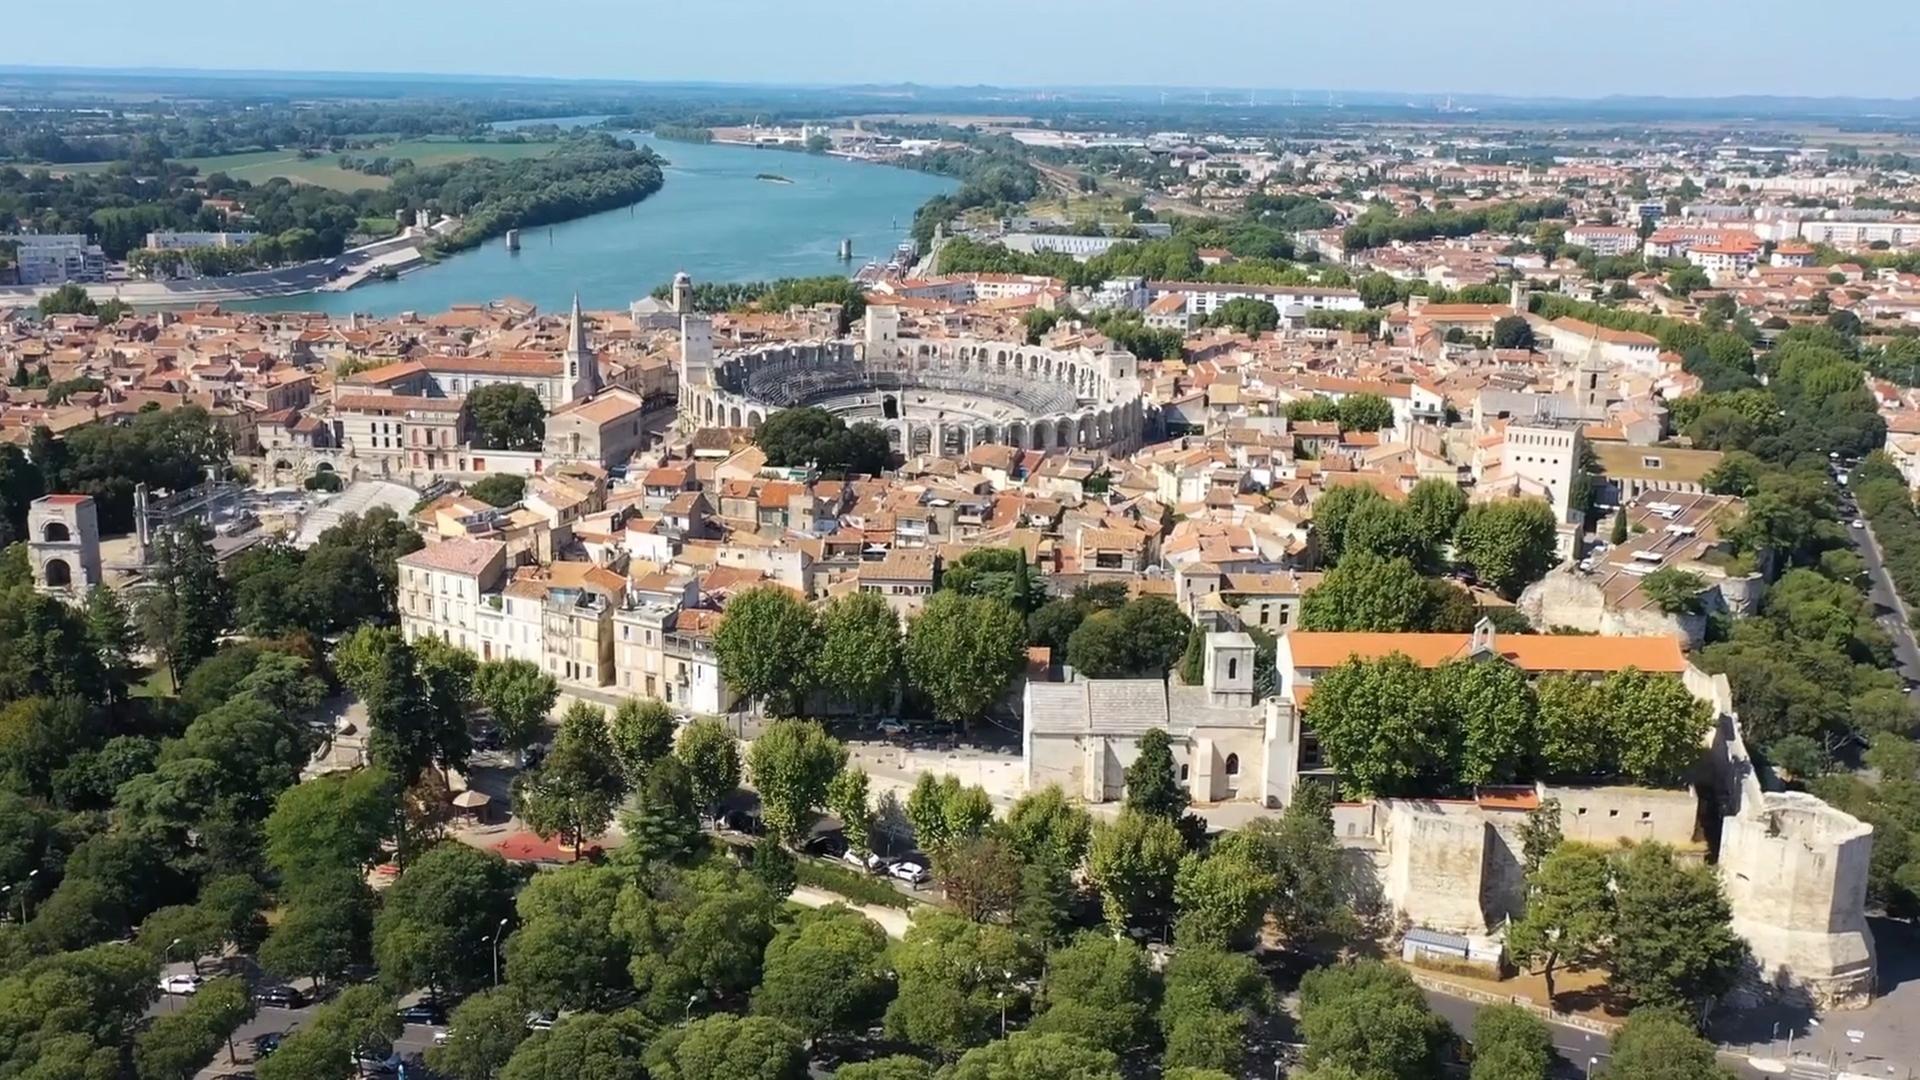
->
[1564, 224, 1639, 257]
[396, 538, 509, 653]
[143, 231, 260, 251]
[1797, 220, 1920, 251]
[1146, 280, 1365, 316]
[9, 234, 106, 285]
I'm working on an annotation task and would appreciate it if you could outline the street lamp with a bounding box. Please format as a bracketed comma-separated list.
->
[490, 918, 510, 987]
[21, 869, 39, 922]
[163, 938, 183, 1013]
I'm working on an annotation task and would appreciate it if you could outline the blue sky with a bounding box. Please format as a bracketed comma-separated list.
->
[9, 0, 1919, 99]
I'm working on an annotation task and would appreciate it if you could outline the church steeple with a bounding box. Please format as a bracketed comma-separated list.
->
[565, 294, 600, 400]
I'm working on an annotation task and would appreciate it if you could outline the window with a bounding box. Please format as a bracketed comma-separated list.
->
[1178, 764, 1190, 781]
[1227, 657, 1239, 680]
[1642, 455, 1662, 469]
[1224, 753, 1240, 776]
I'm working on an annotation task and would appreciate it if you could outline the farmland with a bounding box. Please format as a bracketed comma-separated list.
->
[57, 138, 563, 191]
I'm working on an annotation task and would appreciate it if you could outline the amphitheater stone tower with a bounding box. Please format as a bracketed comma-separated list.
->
[1720, 792, 1877, 1008]
[27, 493, 103, 599]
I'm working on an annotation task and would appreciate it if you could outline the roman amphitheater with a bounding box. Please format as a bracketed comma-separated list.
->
[676, 306, 1151, 458]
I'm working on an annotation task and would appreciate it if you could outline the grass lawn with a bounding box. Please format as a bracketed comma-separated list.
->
[133, 664, 177, 700]
[52, 138, 561, 193]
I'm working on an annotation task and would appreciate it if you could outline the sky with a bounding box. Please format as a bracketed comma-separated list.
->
[8, 0, 1920, 100]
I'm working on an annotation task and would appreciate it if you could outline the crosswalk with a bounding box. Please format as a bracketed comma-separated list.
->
[1787, 1059, 1832, 1080]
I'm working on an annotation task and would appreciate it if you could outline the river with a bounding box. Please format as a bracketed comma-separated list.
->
[232, 136, 955, 317]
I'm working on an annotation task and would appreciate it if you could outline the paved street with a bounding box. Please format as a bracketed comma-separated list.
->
[1844, 496, 1920, 680]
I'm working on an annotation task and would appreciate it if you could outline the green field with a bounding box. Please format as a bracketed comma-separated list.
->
[55, 138, 561, 192]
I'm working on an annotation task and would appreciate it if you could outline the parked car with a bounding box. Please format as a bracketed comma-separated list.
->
[433, 1029, 452, 1046]
[1852, 518, 1867, 529]
[526, 1011, 558, 1031]
[804, 833, 848, 859]
[251, 1032, 283, 1058]
[721, 810, 764, 836]
[889, 860, 932, 886]
[471, 725, 503, 752]
[352, 1048, 402, 1076]
[396, 1002, 447, 1026]
[842, 848, 887, 873]
[875, 717, 910, 736]
[254, 985, 304, 1009]
[159, 974, 204, 995]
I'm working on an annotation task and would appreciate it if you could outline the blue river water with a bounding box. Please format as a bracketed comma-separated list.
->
[234, 136, 955, 317]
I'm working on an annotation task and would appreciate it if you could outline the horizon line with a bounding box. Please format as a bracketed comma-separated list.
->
[4, 62, 1920, 109]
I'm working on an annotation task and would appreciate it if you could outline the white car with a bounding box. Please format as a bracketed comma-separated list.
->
[889, 860, 931, 885]
[159, 974, 204, 995]
[1852, 519, 1867, 529]
[433, 1029, 452, 1046]
[842, 849, 886, 873]
[526, 1011, 557, 1031]
[875, 718, 909, 737]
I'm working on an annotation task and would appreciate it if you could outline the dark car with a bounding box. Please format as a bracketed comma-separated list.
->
[471, 725, 503, 752]
[396, 1002, 447, 1026]
[254, 985, 304, 1009]
[251, 1032, 283, 1058]
[804, 833, 849, 859]
[721, 810, 765, 836]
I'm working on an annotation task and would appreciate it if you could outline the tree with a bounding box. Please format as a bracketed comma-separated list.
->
[1405, 477, 1467, 556]
[426, 985, 530, 1080]
[1173, 837, 1276, 951]
[1506, 842, 1612, 1003]
[837, 1058, 937, 1080]
[138, 520, 231, 686]
[468, 473, 527, 507]
[84, 586, 139, 703]
[943, 547, 1043, 614]
[1206, 297, 1281, 336]
[748, 719, 847, 845]
[1492, 315, 1535, 351]
[134, 975, 252, 1080]
[1123, 728, 1188, 819]
[467, 384, 546, 451]
[1308, 484, 1384, 566]
[905, 773, 994, 853]
[256, 984, 399, 1080]
[1066, 597, 1191, 678]
[373, 841, 519, 999]
[38, 283, 98, 316]
[884, 912, 1030, 1056]
[817, 592, 903, 713]
[608, 697, 675, 783]
[905, 592, 1028, 727]
[1611, 504, 1629, 544]
[1031, 934, 1156, 1054]
[1603, 669, 1714, 786]
[1432, 658, 1535, 786]
[1533, 675, 1609, 779]
[1002, 785, 1093, 872]
[1600, 1009, 1731, 1080]
[754, 406, 891, 476]
[827, 767, 873, 852]
[1518, 798, 1563, 878]
[1335, 393, 1394, 433]
[1302, 653, 1446, 797]
[1159, 947, 1271, 1074]
[1455, 499, 1560, 598]
[265, 767, 397, 890]
[474, 659, 557, 765]
[1086, 809, 1186, 932]
[1239, 786, 1354, 948]
[714, 586, 820, 715]
[1609, 844, 1746, 1010]
[1641, 567, 1707, 616]
[644, 1013, 806, 1080]
[676, 719, 741, 817]
[1469, 1004, 1553, 1080]
[504, 1009, 658, 1080]
[258, 870, 373, 986]
[938, 834, 1024, 923]
[1301, 553, 1437, 632]
[946, 1031, 1120, 1080]
[505, 864, 631, 1011]
[1297, 961, 1448, 1080]
[623, 756, 703, 866]
[514, 702, 629, 858]
[753, 904, 893, 1041]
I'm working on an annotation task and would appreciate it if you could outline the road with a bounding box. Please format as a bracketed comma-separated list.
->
[1848, 506, 1920, 680]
